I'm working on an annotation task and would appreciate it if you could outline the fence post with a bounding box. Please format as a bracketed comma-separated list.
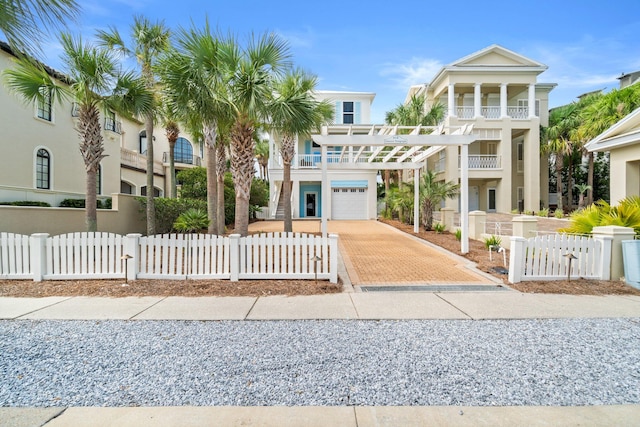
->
[229, 234, 240, 281]
[592, 226, 635, 281]
[329, 234, 338, 284]
[440, 208, 454, 231]
[468, 210, 486, 240]
[125, 233, 141, 281]
[29, 233, 49, 282]
[512, 215, 538, 238]
[508, 236, 527, 284]
[592, 235, 613, 280]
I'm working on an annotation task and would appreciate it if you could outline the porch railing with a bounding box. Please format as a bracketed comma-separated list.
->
[458, 155, 501, 169]
[162, 152, 202, 166]
[120, 147, 164, 175]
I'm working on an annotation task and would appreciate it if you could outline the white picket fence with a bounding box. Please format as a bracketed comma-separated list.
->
[0, 232, 32, 279]
[0, 231, 338, 283]
[508, 234, 612, 283]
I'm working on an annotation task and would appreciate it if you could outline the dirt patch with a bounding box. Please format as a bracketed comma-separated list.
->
[0, 279, 342, 298]
[379, 218, 640, 296]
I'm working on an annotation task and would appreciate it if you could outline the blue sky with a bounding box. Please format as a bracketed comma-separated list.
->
[41, 0, 640, 123]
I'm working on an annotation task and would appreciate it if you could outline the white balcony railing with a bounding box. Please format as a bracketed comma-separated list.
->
[120, 147, 164, 175]
[456, 106, 475, 119]
[458, 155, 501, 169]
[481, 106, 501, 119]
[507, 106, 528, 119]
[448, 106, 529, 120]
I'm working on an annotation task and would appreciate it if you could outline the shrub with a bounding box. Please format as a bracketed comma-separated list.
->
[483, 234, 502, 249]
[173, 208, 210, 233]
[554, 209, 564, 218]
[101, 198, 112, 209]
[137, 197, 207, 234]
[0, 201, 51, 207]
[560, 196, 640, 236]
[537, 208, 549, 217]
[60, 198, 86, 208]
[433, 222, 446, 233]
[454, 229, 462, 241]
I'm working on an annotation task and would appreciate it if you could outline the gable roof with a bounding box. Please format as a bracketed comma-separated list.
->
[428, 44, 548, 88]
[585, 107, 640, 152]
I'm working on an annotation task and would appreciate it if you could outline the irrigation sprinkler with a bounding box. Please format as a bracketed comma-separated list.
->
[310, 255, 322, 285]
[121, 254, 133, 284]
[564, 253, 578, 281]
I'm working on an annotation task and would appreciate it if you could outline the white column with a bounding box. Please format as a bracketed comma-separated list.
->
[321, 144, 328, 237]
[125, 233, 141, 281]
[500, 83, 508, 118]
[460, 143, 469, 254]
[448, 83, 456, 118]
[29, 233, 49, 282]
[528, 84, 536, 118]
[414, 168, 420, 233]
[474, 83, 482, 118]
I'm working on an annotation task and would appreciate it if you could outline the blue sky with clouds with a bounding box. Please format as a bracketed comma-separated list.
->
[41, 0, 640, 123]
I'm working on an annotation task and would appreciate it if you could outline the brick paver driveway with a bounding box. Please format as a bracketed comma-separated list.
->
[249, 220, 494, 285]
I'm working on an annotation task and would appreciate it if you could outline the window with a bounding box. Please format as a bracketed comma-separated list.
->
[141, 186, 161, 197]
[139, 130, 147, 154]
[104, 111, 120, 133]
[37, 87, 52, 121]
[36, 149, 50, 189]
[342, 102, 354, 124]
[174, 137, 193, 164]
[121, 181, 133, 194]
[517, 142, 524, 173]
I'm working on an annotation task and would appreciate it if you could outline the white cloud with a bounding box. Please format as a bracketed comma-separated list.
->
[379, 57, 443, 89]
[275, 27, 315, 49]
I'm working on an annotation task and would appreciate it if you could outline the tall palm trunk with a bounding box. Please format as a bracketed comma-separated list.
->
[77, 104, 105, 232]
[567, 158, 574, 211]
[203, 123, 218, 234]
[165, 122, 179, 198]
[230, 118, 255, 236]
[144, 114, 155, 235]
[216, 143, 226, 235]
[280, 134, 295, 232]
[555, 153, 564, 213]
[587, 152, 594, 205]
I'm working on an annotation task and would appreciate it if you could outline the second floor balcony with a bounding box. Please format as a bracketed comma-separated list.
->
[162, 152, 202, 166]
[458, 155, 501, 169]
[121, 147, 164, 175]
[454, 106, 530, 120]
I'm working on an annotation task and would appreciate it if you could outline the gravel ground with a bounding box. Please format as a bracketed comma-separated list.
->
[1, 319, 639, 407]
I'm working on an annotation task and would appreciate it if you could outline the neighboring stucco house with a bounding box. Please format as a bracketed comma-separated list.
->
[267, 45, 556, 220]
[585, 106, 640, 204]
[0, 41, 200, 207]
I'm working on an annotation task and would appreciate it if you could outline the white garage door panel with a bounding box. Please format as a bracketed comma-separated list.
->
[332, 188, 367, 219]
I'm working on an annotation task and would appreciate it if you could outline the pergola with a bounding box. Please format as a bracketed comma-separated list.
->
[311, 123, 476, 253]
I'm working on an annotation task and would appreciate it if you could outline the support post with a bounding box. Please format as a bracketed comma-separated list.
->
[321, 144, 328, 237]
[460, 144, 469, 253]
[125, 233, 141, 281]
[440, 208, 454, 232]
[414, 168, 420, 233]
[329, 233, 339, 284]
[29, 233, 49, 282]
[229, 234, 240, 281]
[508, 236, 527, 284]
[592, 226, 635, 281]
[512, 215, 538, 238]
[468, 210, 486, 241]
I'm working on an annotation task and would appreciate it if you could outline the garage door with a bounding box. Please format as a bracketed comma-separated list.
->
[331, 188, 367, 219]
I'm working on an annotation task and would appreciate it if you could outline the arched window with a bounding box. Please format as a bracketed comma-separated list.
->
[174, 137, 193, 164]
[139, 130, 147, 154]
[120, 181, 133, 194]
[36, 148, 50, 189]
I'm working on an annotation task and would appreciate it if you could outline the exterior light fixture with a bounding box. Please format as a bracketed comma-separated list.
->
[121, 254, 133, 284]
[310, 255, 322, 285]
[563, 253, 578, 281]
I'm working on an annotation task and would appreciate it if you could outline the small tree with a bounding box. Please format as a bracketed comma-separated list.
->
[575, 183, 592, 209]
[420, 170, 459, 231]
[173, 208, 210, 233]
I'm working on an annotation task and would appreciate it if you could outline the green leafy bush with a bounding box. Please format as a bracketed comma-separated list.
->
[0, 201, 51, 207]
[483, 234, 502, 249]
[560, 196, 640, 236]
[554, 209, 564, 218]
[173, 208, 210, 233]
[137, 197, 207, 234]
[537, 208, 549, 217]
[454, 229, 462, 241]
[60, 198, 111, 209]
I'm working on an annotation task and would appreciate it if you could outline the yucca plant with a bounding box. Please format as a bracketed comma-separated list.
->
[433, 222, 446, 233]
[173, 208, 210, 233]
[483, 235, 502, 250]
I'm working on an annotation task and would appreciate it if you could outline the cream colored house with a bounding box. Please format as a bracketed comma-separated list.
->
[266, 45, 556, 221]
[585, 106, 640, 204]
[0, 41, 200, 208]
[409, 44, 555, 213]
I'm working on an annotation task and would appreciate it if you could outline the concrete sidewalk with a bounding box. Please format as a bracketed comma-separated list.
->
[3, 404, 640, 427]
[1, 292, 639, 320]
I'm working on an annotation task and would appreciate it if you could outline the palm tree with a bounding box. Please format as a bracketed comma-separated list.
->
[575, 183, 591, 209]
[544, 103, 580, 212]
[227, 32, 291, 236]
[419, 170, 459, 231]
[254, 139, 270, 181]
[270, 69, 333, 232]
[97, 16, 171, 236]
[4, 33, 153, 231]
[164, 119, 180, 198]
[157, 24, 237, 234]
[0, 0, 79, 56]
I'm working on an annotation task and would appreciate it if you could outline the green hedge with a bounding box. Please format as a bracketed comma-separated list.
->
[137, 197, 208, 234]
[0, 201, 51, 207]
[59, 198, 112, 209]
